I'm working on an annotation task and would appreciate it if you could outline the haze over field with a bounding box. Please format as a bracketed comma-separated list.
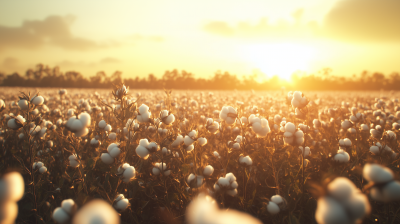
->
[0, 0, 399, 80]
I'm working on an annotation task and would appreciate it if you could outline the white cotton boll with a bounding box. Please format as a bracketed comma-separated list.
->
[101, 153, 114, 164]
[285, 122, 296, 133]
[0, 172, 25, 202]
[197, 137, 207, 146]
[18, 133, 24, 139]
[361, 124, 369, 131]
[98, 120, 107, 129]
[341, 120, 351, 129]
[136, 145, 149, 159]
[123, 166, 136, 180]
[138, 104, 149, 115]
[184, 135, 195, 146]
[70, 120, 83, 132]
[107, 143, 119, 153]
[69, 159, 79, 168]
[315, 196, 350, 224]
[186, 144, 194, 152]
[7, 118, 18, 130]
[61, 199, 77, 215]
[203, 165, 214, 176]
[152, 167, 160, 175]
[171, 135, 183, 147]
[104, 124, 112, 132]
[345, 194, 371, 221]
[39, 166, 47, 174]
[387, 130, 396, 139]
[108, 132, 117, 140]
[137, 111, 151, 123]
[114, 198, 129, 212]
[344, 138, 351, 147]
[370, 145, 381, 154]
[232, 142, 240, 150]
[108, 147, 120, 158]
[164, 114, 175, 125]
[217, 177, 230, 187]
[18, 99, 29, 110]
[267, 202, 280, 215]
[147, 142, 159, 152]
[31, 96, 44, 105]
[363, 163, 394, 183]
[226, 189, 238, 196]
[72, 199, 119, 224]
[225, 173, 236, 183]
[299, 146, 311, 157]
[139, 139, 149, 147]
[271, 195, 283, 204]
[239, 156, 253, 166]
[378, 181, 400, 202]
[327, 177, 356, 202]
[334, 150, 350, 163]
[74, 128, 88, 138]
[187, 174, 196, 183]
[78, 112, 91, 127]
[52, 207, 70, 224]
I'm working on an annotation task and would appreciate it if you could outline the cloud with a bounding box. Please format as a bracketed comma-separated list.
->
[203, 1, 400, 43]
[202, 10, 314, 40]
[0, 15, 110, 51]
[320, 0, 400, 42]
[56, 57, 121, 68]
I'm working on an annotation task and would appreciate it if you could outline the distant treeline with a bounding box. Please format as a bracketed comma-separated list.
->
[0, 64, 398, 90]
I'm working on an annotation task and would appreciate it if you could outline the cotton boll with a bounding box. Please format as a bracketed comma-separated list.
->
[136, 145, 149, 159]
[104, 124, 112, 132]
[343, 138, 351, 147]
[152, 167, 160, 175]
[184, 135, 195, 146]
[327, 177, 356, 202]
[203, 165, 214, 176]
[0, 172, 25, 202]
[52, 207, 70, 224]
[114, 197, 129, 212]
[139, 139, 149, 147]
[217, 177, 230, 187]
[239, 156, 253, 166]
[39, 166, 47, 174]
[72, 199, 119, 224]
[363, 164, 394, 183]
[108, 147, 120, 158]
[18, 99, 29, 110]
[225, 173, 236, 183]
[61, 199, 77, 215]
[226, 189, 238, 196]
[345, 194, 371, 221]
[285, 122, 296, 133]
[369, 146, 380, 154]
[315, 196, 350, 224]
[122, 166, 136, 182]
[372, 181, 400, 202]
[108, 132, 117, 140]
[75, 127, 89, 138]
[334, 150, 350, 163]
[271, 195, 284, 204]
[267, 202, 280, 215]
[31, 96, 44, 105]
[98, 120, 107, 129]
[101, 153, 114, 164]
[231, 181, 238, 189]
[197, 137, 207, 146]
[69, 159, 79, 168]
[138, 104, 149, 115]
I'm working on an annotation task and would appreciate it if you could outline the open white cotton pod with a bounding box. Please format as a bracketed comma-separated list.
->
[72, 199, 120, 224]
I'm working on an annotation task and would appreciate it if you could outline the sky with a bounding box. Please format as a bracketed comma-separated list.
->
[0, 0, 399, 80]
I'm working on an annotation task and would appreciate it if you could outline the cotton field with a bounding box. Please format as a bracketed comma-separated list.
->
[1, 86, 400, 224]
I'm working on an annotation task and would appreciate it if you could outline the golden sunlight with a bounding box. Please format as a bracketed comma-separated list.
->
[240, 43, 316, 80]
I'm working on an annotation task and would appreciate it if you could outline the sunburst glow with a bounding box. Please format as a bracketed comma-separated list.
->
[240, 43, 317, 80]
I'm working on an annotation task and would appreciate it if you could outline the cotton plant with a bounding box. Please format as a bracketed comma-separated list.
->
[214, 173, 238, 196]
[369, 142, 394, 155]
[187, 173, 204, 188]
[7, 115, 25, 130]
[101, 143, 121, 164]
[238, 155, 253, 167]
[315, 177, 370, 224]
[370, 125, 383, 139]
[333, 149, 350, 163]
[363, 164, 400, 202]
[228, 135, 242, 150]
[338, 138, 352, 149]
[52, 199, 77, 224]
[135, 139, 159, 159]
[159, 110, 175, 125]
[288, 91, 308, 109]
[171, 135, 184, 148]
[298, 146, 311, 157]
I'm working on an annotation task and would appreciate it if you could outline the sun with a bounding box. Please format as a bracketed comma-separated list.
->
[240, 43, 316, 80]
